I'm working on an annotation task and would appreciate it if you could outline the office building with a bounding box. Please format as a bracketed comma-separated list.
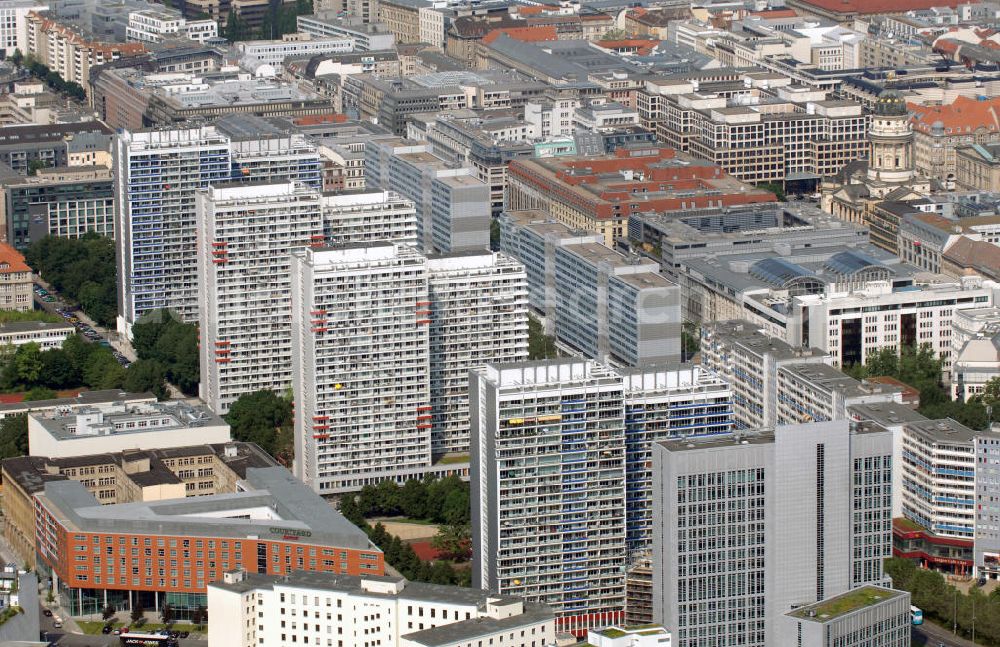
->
[297, 13, 395, 50]
[30, 467, 382, 617]
[291, 243, 431, 494]
[0, 0, 45, 56]
[589, 625, 672, 647]
[500, 211, 682, 367]
[952, 308, 1000, 401]
[0, 122, 112, 175]
[506, 147, 776, 247]
[0, 242, 32, 312]
[471, 360, 626, 634]
[197, 182, 325, 415]
[1, 440, 271, 569]
[775, 363, 903, 426]
[976, 433, 1000, 581]
[236, 37, 354, 68]
[126, 9, 216, 43]
[0, 321, 73, 351]
[426, 251, 528, 458]
[27, 400, 230, 459]
[652, 420, 893, 647]
[620, 365, 733, 552]
[208, 571, 556, 647]
[779, 587, 910, 647]
[365, 139, 490, 253]
[1, 165, 114, 248]
[321, 191, 418, 248]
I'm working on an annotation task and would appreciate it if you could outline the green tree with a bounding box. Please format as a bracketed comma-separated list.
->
[191, 605, 206, 629]
[102, 604, 116, 622]
[225, 390, 293, 457]
[9, 49, 22, 67]
[122, 359, 168, 400]
[131, 604, 144, 625]
[681, 322, 700, 362]
[27, 159, 48, 176]
[82, 350, 125, 390]
[24, 234, 117, 327]
[23, 386, 57, 401]
[160, 603, 173, 626]
[13, 343, 42, 383]
[0, 414, 27, 459]
[527, 315, 558, 360]
[40, 349, 80, 389]
[431, 523, 470, 561]
[757, 181, 786, 201]
[131, 309, 199, 396]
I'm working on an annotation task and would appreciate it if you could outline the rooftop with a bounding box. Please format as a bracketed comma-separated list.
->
[403, 604, 552, 646]
[36, 467, 373, 549]
[31, 400, 226, 442]
[0, 244, 30, 274]
[789, 586, 905, 622]
[0, 389, 155, 415]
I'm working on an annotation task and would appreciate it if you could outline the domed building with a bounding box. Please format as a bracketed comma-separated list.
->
[824, 89, 930, 247]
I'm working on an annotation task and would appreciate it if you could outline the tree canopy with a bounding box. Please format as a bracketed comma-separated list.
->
[24, 234, 117, 327]
[225, 390, 294, 460]
[131, 309, 199, 396]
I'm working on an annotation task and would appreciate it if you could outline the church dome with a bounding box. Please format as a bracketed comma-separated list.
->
[874, 89, 908, 116]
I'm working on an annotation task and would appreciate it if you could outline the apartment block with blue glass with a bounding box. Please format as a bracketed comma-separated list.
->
[620, 365, 733, 552]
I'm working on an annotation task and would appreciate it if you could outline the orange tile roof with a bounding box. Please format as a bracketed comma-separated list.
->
[943, 237, 1000, 280]
[592, 38, 661, 55]
[482, 25, 558, 44]
[515, 5, 544, 15]
[293, 113, 348, 126]
[0, 243, 30, 274]
[909, 95, 1000, 135]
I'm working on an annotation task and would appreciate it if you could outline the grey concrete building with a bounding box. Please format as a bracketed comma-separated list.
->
[500, 210, 681, 366]
[365, 138, 490, 254]
[651, 420, 893, 647]
[779, 586, 910, 647]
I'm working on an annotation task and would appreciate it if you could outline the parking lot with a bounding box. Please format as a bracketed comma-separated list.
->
[32, 282, 131, 369]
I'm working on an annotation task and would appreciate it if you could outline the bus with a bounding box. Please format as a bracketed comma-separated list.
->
[120, 633, 178, 647]
[911, 606, 923, 625]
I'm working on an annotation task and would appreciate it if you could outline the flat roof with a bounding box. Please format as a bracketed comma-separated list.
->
[848, 402, 927, 427]
[657, 430, 773, 453]
[789, 586, 905, 622]
[0, 390, 156, 414]
[0, 321, 74, 333]
[36, 467, 373, 549]
[403, 604, 553, 646]
[33, 400, 226, 441]
[905, 418, 989, 445]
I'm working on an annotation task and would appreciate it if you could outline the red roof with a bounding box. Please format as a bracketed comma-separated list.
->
[482, 25, 558, 44]
[0, 243, 30, 274]
[409, 541, 441, 561]
[514, 5, 544, 15]
[293, 114, 348, 126]
[794, 0, 971, 15]
[591, 38, 661, 55]
[909, 95, 1000, 134]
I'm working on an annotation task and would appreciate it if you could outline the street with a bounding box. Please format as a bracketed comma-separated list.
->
[915, 619, 981, 647]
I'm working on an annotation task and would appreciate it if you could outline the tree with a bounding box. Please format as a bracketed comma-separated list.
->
[130, 604, 144, 625]
[131, 309, 199, 396]
[40, 349, 80, 389]
[431, 523, 470, 561]
[27, 159, 48, 176]
[14, 343, 42, 384]
[122, 359, 168, 400]
[9, 49, 22, 67]
[225, 390, 293, 457]
[527, 315, 558, 360]
[160, 603, 173, 626]
[102, 604, 116, 622]
[25, 235, 117, 327]
[82, 350, 125, 390]
[191, 605, 206, 629]
[757, 181, 786, 201]
[23, 386, 57, 402]
[0, 414, 27, 460]
[681, 322, 700, 363]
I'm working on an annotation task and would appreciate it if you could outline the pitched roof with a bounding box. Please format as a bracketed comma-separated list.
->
[0, 243, 30, 274]
[909, 95, 1000, 135]
[943, 237, 1000, 281]
[482, 25, 558, 44]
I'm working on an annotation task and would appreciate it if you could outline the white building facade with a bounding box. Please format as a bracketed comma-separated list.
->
[197, 181, 325, 414]
[291, 243, 431, 494]
[426, 251, 528, 458]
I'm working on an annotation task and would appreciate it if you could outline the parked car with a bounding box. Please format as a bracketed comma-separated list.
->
[179, 631, 189, 638]
[42, 609, 52, 617]
[102, 624, 113, 634]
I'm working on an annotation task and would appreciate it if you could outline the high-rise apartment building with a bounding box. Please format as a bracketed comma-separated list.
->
[115, 127, 231, 335]
[321, 191, 418, 247]
[197, 182, 325, 414]
[620, 365, 733, 552]
[652, 420, 893, 647]
[471, 360, 627, 635]
[291, 243, 431, 494]
[116, 122, 322, 336]
[426, 251, 528, 457]
[975, 434, 1000, 582]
